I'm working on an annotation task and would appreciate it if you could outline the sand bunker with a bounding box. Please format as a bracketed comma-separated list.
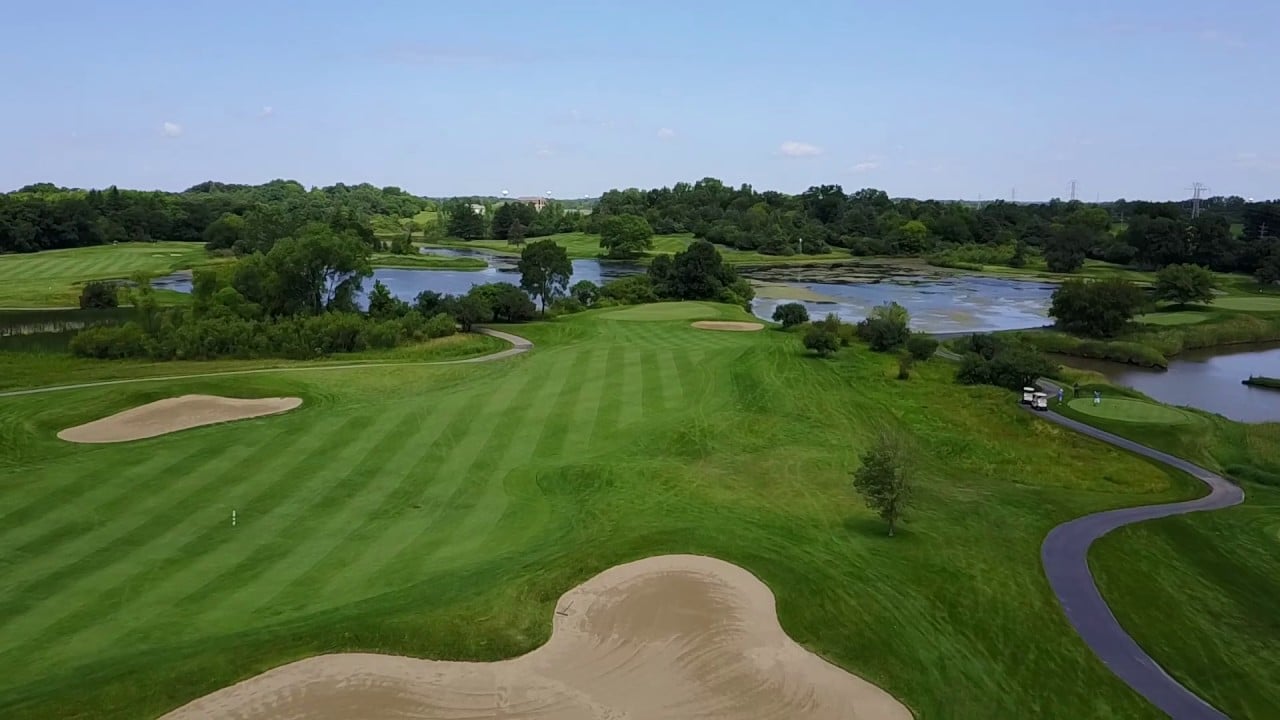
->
[58, 394, 302, 444]
[691, 320, 765, 332]
[160, 555, 910, 720]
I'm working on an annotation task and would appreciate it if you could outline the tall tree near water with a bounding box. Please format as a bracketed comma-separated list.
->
[517, 239, 573, 313]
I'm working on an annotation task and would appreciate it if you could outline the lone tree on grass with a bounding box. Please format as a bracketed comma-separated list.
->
[518, 239, 572, 314]
[852, 432, 913, 537]
[1154, 263, 1216, 308]
[772, 302, 810, 328]
[1048, 278, 1145, 338]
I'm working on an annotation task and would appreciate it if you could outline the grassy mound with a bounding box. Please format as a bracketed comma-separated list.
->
[0, 302, 1273, 719]
[1065, 398, 1198, 425]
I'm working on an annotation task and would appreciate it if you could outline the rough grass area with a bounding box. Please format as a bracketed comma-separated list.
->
[1065, 397, 1198, 425]
[0, 243, 215, 308]
[0, 303, 1259, 720]
[1212, 295, 1280, 312]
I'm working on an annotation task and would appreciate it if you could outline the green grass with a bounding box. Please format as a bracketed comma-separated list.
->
[1053, 387, 1280, 719]
[0, 243, 217, 308]
[1136, 311, 1211, 326]
[1244, 376, 1280, 390]
[600, 301, 729, 321]
[0, 303, 1245, 719]
[426, 233, 851, 265]
[370, 253, 486, 271]
[1211, 295, 1280, 312]
[1065, 397, 1199, 425]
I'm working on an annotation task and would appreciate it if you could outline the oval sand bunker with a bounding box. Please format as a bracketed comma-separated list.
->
[160, 555, 911, 720]
[58, 394, 302, 444]
[691, 320, 765, 331]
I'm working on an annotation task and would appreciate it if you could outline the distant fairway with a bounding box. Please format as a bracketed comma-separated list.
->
[0, 302, 1241, 719]
[1212, 295, 1280, 312]
[1066, 397, 1198, 425]
[1137, 311, 1210, 326]
[0, 243, 210, 307]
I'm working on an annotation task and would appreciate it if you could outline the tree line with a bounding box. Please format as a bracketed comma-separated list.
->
[586, 178, 1280, 280]
[0, 180, 429, 255]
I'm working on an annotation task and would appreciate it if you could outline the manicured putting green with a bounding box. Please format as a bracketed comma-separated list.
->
[1137, 312, 1210, 326]
[1067, 397, 1197, 425]
[1212, 295, 1280, 312]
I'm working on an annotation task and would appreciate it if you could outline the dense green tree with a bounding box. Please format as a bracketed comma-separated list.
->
[599, 214, 654, 258]
[857, 302, 912, 352]
[517, 239, 573, 313]
[772, 302, 810, 328]
[906, 335, 939, 361]
[491, 202, 537, 241]
[851, 432, 913, 537]
[1048, 278, 1146, 337]
[1154, 264, 1217, 307]
[570, 280, 600, 306]
[367, 280, 410, 319]
[803, 325, 841, 357]
[1043, 224, 1091, 273]
[202, 213, 248, 251]
[78, 281, 119, 309]
[444, 199, 487, 239]
[956, 338, 1055, 391]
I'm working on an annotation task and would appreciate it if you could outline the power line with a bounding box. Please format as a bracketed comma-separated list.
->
[1188, 182, 1209, 218]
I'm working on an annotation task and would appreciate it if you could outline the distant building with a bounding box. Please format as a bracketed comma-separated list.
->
[468, 203, 486, 215]
[517, 196, 549, 212]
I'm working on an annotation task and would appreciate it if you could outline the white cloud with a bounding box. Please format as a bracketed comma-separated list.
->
[161, 121, 183, 138]
[778, 140, 822, 157]
[535, 143, 555, 158]
[259, 105, 274, 118]
[851, 161, 881, 173]
[657, 127, 676, 140]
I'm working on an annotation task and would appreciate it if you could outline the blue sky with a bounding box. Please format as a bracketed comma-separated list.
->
[4, 0, 1276, 200]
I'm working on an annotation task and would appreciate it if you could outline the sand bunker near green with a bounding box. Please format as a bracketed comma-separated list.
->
[57, 394, 303, 444]
[159, 555, 911, 720]
[691, 320, 765, 332]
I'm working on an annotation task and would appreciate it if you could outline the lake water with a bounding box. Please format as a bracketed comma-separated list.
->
[147, 254, 1056, 334]
[1062, 344, 1280, 423]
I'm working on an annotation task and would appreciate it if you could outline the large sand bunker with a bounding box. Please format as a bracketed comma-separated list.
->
[691, 320, 765, 332]
[58, 394, 302, 444]
[161, 555, 911, 720]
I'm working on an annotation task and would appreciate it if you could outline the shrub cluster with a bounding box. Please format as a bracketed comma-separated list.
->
[954, 333, 1056, 391]
[1019, 331, 1169, 368]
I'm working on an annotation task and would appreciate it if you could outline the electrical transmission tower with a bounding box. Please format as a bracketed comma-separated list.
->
[1069, 180, 1078, 201]
[1188, 182, 1209, 218]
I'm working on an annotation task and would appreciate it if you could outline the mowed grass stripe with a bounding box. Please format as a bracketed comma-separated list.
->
[586, 344, 626, 448]
[0, 438, 256, 606]
[307, 384, 481, 597]
[175, 411, 404, 624]
[356, 364, 547, 587]
[321, 384, 495, 595]
[617, 348, 646, 428]
[402, 348, 579, 573]
[265, 388, 481, 607]
[159, 413, 378, 615]
[0, 437, 268, 652]
[639, 350, 665, 418]
[213, 405, 431, 620]
[35, 414, 369, 663]
[655, 349, 684, 411]
[525, 347, 597, 466]
[0, 445, 210, 557]
[556, 347, 609, 460]
[1, 421, 331, 673]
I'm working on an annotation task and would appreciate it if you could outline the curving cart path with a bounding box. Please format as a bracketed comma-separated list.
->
[0, 328, 533, 399]
[1031, 388, 1244, 720]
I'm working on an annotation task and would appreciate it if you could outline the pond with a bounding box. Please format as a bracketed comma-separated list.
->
[1061, 344, 1280, 423]
[148, 255, 1056, 334]
[0, 308, 134, 352]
